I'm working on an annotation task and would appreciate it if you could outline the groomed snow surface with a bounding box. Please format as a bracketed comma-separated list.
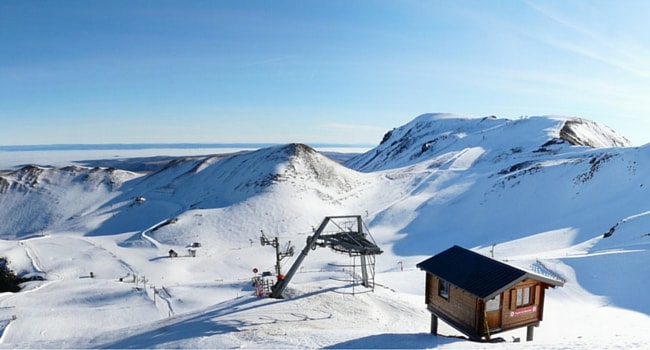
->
[1, 231, 648, 349]
[0, 115, 649, 349]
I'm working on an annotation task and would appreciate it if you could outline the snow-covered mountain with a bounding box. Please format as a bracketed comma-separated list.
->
[346, 114, 630, 172]
[0, 165, 137, 239]
[0, 114, 648, 349]
[346, 114, 646, 255]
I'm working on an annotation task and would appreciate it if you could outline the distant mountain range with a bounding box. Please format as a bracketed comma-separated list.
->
[0, 142, 373, 152]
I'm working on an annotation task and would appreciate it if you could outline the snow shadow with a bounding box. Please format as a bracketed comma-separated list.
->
[564, 249, 650, 315]
[326, 333, 460, 349]
[95, 296, 265, 349]
[94, 286, 357, 348]
[85, 197, 180, 237]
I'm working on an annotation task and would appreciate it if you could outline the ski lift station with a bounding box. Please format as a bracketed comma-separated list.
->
[254, 215, 382, 299]
[417, 245, 564, 342]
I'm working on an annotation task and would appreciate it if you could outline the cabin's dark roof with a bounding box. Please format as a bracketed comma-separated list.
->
[416, 245, 563, 300]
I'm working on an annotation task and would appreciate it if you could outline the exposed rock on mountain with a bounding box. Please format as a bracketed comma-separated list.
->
[345, 114, 630, 172]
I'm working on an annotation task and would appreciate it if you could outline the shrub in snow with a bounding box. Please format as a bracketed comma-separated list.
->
[0, 257, 20, 293]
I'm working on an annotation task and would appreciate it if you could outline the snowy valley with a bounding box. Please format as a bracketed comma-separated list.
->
[0, 114, 649, 349]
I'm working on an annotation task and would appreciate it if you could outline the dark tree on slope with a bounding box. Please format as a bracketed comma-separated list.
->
[0, 257, 20, 293]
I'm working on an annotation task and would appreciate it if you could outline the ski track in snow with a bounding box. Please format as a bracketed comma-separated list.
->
[20, 238, 46, 274]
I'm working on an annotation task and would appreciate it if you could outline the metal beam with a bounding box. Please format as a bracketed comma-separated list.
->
[270, 216, 333, 298]
[269, 215, 381, 299]
[356, 215, 370, 287]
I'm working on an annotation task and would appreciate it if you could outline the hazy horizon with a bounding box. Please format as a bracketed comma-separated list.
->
[0, 142, 374, 151]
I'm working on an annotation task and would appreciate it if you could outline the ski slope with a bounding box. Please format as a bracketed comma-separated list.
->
[0, 115, 648, 348]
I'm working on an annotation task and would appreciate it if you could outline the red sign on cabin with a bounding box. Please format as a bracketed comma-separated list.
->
[510, 305, 537, 318]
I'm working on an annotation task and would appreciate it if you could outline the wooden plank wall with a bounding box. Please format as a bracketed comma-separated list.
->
[501, 280, 543, 330]
[425, 274, 480, 334]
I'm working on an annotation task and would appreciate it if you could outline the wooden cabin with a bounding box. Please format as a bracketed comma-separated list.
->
[416, 245, 564, 341]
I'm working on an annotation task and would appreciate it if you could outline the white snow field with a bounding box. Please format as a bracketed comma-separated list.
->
[0, 114, 649, 349]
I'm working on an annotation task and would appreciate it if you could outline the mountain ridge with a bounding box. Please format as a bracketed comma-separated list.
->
[345, 114, 630, 172]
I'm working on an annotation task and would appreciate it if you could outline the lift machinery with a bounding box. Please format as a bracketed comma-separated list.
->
[270, 215, 382, 299]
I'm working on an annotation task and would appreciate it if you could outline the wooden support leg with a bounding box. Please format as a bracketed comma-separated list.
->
[431, 314, 438, 335]
[526, 325, 534, 341]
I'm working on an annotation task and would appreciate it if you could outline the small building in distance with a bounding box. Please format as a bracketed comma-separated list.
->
[416, 245, 564, 342]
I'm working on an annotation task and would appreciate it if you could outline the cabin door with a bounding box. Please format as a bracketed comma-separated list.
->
[485, 294, 502, 331]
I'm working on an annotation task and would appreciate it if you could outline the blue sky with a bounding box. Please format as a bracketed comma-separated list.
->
[2, 0, 650, 146]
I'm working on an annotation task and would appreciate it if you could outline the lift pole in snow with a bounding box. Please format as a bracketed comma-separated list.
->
[269, 215, 382, 299]
[270, 217, 331, 298]
[260, 230, 294, 277]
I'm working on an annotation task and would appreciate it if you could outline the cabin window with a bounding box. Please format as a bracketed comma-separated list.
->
[486, 294, 501, 311]
[515, 286, 533, 307]
[438, 279, 450, 300]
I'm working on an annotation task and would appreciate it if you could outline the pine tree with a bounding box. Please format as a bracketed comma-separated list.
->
[0, 257, 20, 293]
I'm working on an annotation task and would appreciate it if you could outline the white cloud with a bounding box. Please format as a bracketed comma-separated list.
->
[525, 0, 650, 78]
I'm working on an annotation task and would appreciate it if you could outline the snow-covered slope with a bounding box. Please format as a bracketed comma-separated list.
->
[345, 113, 630, 172]
[0, 114, 648, 349]
[0, 165, 139, 239]
[342, 114, 641, 250]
